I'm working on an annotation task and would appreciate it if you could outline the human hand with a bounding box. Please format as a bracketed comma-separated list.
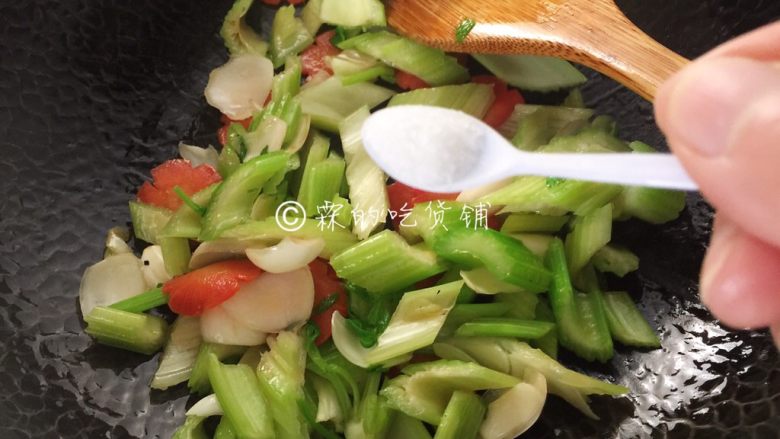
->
[654, 21, 780, 345]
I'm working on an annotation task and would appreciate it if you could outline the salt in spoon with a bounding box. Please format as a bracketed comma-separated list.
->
[361, 106, 698, 193]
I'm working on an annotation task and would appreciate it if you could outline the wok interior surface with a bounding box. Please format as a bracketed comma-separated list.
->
[1, 0, 779, 437]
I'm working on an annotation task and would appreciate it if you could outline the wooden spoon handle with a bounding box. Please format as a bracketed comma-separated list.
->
[562, 1, 689, 100]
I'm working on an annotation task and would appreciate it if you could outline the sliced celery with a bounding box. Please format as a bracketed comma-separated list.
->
[538, 127, 630, 153]
[172, 416, 208, 439]
[129, 201, 173, 245]
[482, 177, 621, 217]
[332, 281, 462, 367]
[381, 360, 519, 425]
[208, 354, 274, 439]
[592, 244, 639, 277]
[160, 184, 220, 239]
[320, 0, 386, 28]
[590, 115, 617, 135]
[500, 213, 569, 233]
[339, 107, 390, 239]
[331, 50, 394, 86]
[616, 146, 686, 225]
[221, 0, 268, 57]
[270, 6, 314, 67]
[109, 287, 168, 314]
[298, 156, 345, 216]
[387, 412, 432, 439]
[160, 236, 191, 277]
[272, 56, 303, 104]
[218, 143, 241, 178]
[572, 288, 614, 363]
[398, 201, 467, 245]
[199, 151, 290, 241]
[188, 343, 247, 395]
[84, 307, 168, 355]
[510, 106, 593, 150]
[346, 371, 394, 439]
[330, 230, 447, 295]
[299, 77, 395, 132]
[507, 233, 554, 258]
[291, 130, 330, 197]
[214, 417, 237, 439]
[439, 338, 627, 406]
[545, 239, 613, 362]
[563, 88, 585, 108]
[256, 332, 308, 439]
[339, 31, 469, 86]
[220, 217, 359, 258]
[602, 291, 660, 348]
[389, 83, 494, 119]
[455, 318, 554, 340]
[433, 391, 485, 439]
[532, 299, 558, 359]
[473, 54, 586, 91]
[496, 291, 539, 320]
[302, 0, 323, 35]
[332, 195, 353, 228]
[565, 203, 612, 276]
[152, 316, 202, 390]
[445, 303, 509, 329]
[433, 228, 551, 293]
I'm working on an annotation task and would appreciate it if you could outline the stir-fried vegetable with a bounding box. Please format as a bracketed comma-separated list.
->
[77, 0, 688, 436]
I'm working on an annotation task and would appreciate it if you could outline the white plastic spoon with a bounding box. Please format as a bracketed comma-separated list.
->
[361, 106, 697, 193]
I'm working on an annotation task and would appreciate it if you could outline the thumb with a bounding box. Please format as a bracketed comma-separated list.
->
[654, 56, 780, 248]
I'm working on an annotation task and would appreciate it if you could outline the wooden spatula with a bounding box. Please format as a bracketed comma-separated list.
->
[386, 0, 688, 100]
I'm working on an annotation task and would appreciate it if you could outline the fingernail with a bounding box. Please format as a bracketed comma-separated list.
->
[658, 57, 779, 157]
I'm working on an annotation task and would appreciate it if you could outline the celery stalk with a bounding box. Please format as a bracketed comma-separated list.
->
[332, 195, 353, 228]
[208, 354, 274, 439]
[330, 230, 447, 295]
[172, 416, 208, 439]
[320, 0, 386, 28]
[473, 54, 586, 91]
[272, 57, 303, 104]
[433, 228, 551, 293]
[617, 144, 686, 224]
[538, 127, 630, 153]
[454, 319, 554, 340]
[291, 129, 330, 197]
[564, 203, 612, 276]
[152, 316, 202, 390]
[398, 201, 467, 245]
[496, 292, 538, 320]
[434, 391, 486, 439]
[339, 31, 469, 86]
[270, 6, 313, 67]
[188, 343, 247, 395]
[545, 239, 613, 362]
[500, 213, 569, 234]
[532, 299, 558, 359]
[299, 77, 395, 132]
[389, 83, 494, 119]
[221, 217, 359, 259]
[160, 236, 191, 277]
[84, 307, 168, 355]
[510, 106, 594, 150]
[214, 417, 237, 439]
[331, 281, 463, 367]
[199, 151, 290, 241]
[381, 360, 519, 425]
[602, 291, 660, 348]
[221, 0, 268, 57]
[256, 332, 308, 439]
[444, 303, 509, 330]
[592, 244, 639, 277]
[302, 0, 323, 35]
[482, 177, 622, 217]
[339, 107, 390, 239]
[387, 412, 432, 439]
[129, 201, 173, 245]
[160, 184, 220, 239]
[499, 104, 593, 140]
[109, 287, 168, 313]
[298, 156, 345, 216]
